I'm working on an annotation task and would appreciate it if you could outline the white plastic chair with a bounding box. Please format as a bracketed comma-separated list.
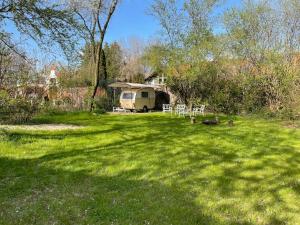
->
[113, 107, 128, 112]
[192, 105, 205, 116]
[176, 104, 188, 116]
[162, 104, 172, 113]
[113, 106, 120, 112]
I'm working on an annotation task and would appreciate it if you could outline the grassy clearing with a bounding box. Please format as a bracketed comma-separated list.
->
[0, 112, 300, 225]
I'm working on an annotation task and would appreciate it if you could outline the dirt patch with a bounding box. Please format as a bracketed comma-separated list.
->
[283, 121, 300, 129]
[108, 112, 135, 115]
[0, 124, 84, 131]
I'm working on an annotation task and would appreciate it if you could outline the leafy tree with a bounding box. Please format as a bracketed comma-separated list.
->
[148, 0, 299, 116]
[0, 0, 77, 58]
[150, 0, 220, 104]
[142, 44, 169, 75]
[223, 0, 300, 115]
[60, 41, 123, 87]
[104, 42, 123, 82]
[0, 42, 35, 89]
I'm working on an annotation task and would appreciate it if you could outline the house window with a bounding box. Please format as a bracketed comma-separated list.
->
[141, 92, 149, 98]
[122, 92, 134, 99]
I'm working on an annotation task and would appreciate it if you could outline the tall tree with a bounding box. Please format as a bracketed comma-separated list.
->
[280, 0, 300, 55]
[104, 42, 123, 81]
[142, 43, 169, 75]
[69, 0, 120, 111]
[120, 37, 147, 82]
[150, 0, 220, 104]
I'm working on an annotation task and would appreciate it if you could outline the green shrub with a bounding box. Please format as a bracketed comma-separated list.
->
[0, 90, 39, 124]
[93, 97, 112, 113]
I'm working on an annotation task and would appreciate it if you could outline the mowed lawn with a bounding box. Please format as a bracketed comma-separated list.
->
[0, 112, 300, 225]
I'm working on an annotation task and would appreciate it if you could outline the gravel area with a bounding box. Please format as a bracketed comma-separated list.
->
[0, 124, 83, 131]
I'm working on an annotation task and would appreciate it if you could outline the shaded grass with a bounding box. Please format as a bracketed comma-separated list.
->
[0, 112, 300, 224]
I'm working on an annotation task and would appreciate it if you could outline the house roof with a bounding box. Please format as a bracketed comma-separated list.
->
[144, 72, 160, 81]
[108, 82, 161, 89]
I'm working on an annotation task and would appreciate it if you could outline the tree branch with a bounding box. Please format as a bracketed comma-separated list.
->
[0, 38, 26, 60]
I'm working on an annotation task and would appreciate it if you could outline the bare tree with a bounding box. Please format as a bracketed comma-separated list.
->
[280, 0, 300, 57]
[120, 37, 148, 82]
[68, 0, 120, 111]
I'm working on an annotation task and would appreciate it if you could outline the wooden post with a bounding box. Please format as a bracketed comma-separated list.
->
[191, 116, 196, 124]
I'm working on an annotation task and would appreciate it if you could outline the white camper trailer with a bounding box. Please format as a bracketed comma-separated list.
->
[109, 83, 159, 112]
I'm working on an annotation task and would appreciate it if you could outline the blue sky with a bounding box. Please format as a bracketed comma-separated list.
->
[5, 0, 241, 66]
[105, 0, 241, 43]
[105, 0, 159, 43]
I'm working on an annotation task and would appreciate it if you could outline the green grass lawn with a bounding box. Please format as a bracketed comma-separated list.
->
[0, 112, 300, 225]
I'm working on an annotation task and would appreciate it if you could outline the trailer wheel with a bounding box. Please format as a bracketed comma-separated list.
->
[143, 106, 148, 113]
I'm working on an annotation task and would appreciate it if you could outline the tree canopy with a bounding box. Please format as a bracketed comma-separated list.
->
[0, 0, 77, 58]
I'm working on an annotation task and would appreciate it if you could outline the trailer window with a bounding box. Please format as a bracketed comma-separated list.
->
[122, 92, 134, 99]
[141, 92, 149, 98]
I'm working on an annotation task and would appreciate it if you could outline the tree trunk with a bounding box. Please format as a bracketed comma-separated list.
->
[90, 49, 101, 112]
[101, 49, 108, 83]
[90, 49, 108, 112]
[88, 0, 119, 112]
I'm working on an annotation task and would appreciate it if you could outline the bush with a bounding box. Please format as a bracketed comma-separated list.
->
[0, 90, 39, 124]
[168, 61, 299, 119]
[93, 97, 112, 113]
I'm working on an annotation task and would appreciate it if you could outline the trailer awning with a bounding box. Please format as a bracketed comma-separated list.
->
[108, 82, 161, 89]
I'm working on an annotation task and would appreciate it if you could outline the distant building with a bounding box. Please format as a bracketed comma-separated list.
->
[144, 73, 166, 86]
[144, 73, 179, 105]
[46, 66, 59, 87]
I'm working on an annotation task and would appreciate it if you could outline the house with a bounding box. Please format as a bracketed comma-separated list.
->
[145, 73, 178, 106]
[145, 72, 166, 86]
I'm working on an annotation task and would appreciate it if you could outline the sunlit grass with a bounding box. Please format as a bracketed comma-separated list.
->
[0, 112, 300, 224]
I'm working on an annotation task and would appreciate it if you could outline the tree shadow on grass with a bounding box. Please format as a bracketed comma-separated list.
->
[0, 157, 217, 225]
[0, 114, 179, 143]
[1, 114, 300, 224]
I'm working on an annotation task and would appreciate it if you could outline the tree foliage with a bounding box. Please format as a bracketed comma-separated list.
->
[0, 42, 37, 89]
[58, 41, 123, 87]
[147, 0, 300, 117]
[149, 0, 220, 104]
[103, 42, 123, 82]
[0, 0, 77, 57]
